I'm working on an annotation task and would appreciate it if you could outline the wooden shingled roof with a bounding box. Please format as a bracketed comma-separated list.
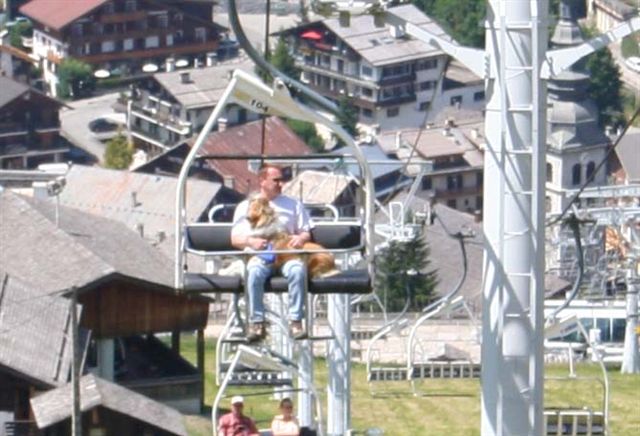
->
[0, 273, 74, 388]
[0, 191, 174, 294]
[30, 374, 187, 435]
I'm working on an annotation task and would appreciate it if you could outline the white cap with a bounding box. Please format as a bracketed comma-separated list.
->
[231, 395, 244, 405]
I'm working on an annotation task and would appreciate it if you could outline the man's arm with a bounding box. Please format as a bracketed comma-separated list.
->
[288, 231, 311, 249]
[231, 232, 269, 251]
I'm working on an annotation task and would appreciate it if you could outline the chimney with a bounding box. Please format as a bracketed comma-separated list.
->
[218, 117, 228, 132]
[471, 127, 479, 140]
[395, 131, 402, 151]
[136, 223, 144, 238]
[207, 52, 218, 67]
[165, 57, 175, 72]
[180, 71, 190, 84]
[389, 25, 405, 39]
[131, 191, 138, 207]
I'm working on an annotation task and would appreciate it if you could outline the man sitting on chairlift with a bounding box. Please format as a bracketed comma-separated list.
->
[231, 164, 311, 341]
[218, 396, 259, 436]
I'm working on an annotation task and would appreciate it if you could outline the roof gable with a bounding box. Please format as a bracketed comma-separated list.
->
[20, 0, 108, 31]
[0, 76, 29, 108]
[193, 117, 313, 194]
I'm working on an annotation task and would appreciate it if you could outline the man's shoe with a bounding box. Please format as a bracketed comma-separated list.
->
[289, 321, 307, 339]
[247, 323, 266, 342]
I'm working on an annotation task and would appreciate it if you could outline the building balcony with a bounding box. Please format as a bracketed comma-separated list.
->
[297, 61, 374, 89]
[68, 25, 181, 44]
[130, 104, 191, 135]
[377, 93, 416, 107]
[77, 40, 219, 65]
[302, 82, 377, 110]
[433, 185, 482, 198]
[99, 10, 148, 24]
[378, 72, 416, 86]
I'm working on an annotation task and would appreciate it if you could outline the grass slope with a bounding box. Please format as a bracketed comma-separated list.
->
[178, 334, 640, 435]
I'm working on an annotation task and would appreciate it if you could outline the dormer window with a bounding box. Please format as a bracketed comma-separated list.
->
[125, 0, 137, 12]
[103, 2, 114, 14]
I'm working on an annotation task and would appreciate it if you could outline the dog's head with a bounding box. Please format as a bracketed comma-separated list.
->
[246, 196, 277, 229]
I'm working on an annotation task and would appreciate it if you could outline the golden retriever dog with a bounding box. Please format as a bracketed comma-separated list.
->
[246, 196, 337, 278]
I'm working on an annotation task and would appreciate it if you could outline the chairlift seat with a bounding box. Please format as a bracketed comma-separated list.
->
[182, 222, 372, 294]
[544, 408, 605, 435]
[410, 361, 481, 379]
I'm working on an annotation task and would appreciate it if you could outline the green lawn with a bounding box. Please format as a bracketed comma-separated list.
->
[178, 334, 640, 435]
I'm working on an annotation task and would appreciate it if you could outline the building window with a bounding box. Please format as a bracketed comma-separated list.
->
[145, 36, 160, 48]
[421, 176, 432, 190]
[92, 23, 104, 35]
[473, 91, 485, 101]
[476, 196, 483, 210]
[337, 59, 344, 73]
[71, 23, 83, 37]
[447, 199, 457, 209]
[447, 174, 463, 190]
[103, 2, 114, 14]
[418, 101, 430, 111]
[572, 163, 581, 185]
[546, 163, 553, 183]
[195, 27, 206, 43]
[361, 65, 373, 77]
[322, 55, 330, 66]
[157, 13, 168, 28]
[450, 95, 463, 106]
[101, 40, 115, 53]
[123, 38, 134, 51]
[387, 107, 399, 118]
[419, 81, 435, 91]
[586, 161, 596, 182]
[416, 59, 437, 71]
[166, 34, 173, 46]
[125, 0, 137, 12]
[362, 87, 373, 97]
[476, 172, 483, 187]
[362, 108, 373, 118]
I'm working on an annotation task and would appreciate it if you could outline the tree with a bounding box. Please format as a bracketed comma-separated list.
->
[375, 236, 438, 312]
[271, 36, 300, 80]
[9, 21, 33, 50]
[334, 96, 359, 147]
[412, 0, 486, 48]
[57, 58, 95, 100]
[285, 118, 325, 152]
[585, 46, 623, 127]
[104, 133, 133, 169]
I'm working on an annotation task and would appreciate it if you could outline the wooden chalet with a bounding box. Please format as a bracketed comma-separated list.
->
[0, 191, 211, 415]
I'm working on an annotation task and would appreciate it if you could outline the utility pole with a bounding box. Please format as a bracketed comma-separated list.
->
[70, 286, 82, 436]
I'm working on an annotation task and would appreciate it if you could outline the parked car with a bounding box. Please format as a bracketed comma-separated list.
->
[89, 117, 120, 133]
[88, 115, 126, 141]
[625, 56, 640, 74]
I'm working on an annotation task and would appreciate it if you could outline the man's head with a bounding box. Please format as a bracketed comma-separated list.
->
[231, 396, 244, 416]
[259, 165, 286, 200]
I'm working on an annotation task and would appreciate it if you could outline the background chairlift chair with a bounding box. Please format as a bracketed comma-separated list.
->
[212, 345, 325, 436]
[543, 316, 609, 436]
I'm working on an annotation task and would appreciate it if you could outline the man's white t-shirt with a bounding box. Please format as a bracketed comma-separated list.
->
[231, 195, 311, 237]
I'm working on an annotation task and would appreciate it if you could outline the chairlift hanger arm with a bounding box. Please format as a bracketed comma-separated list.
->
[228, 0, 338, 115]
[543, 16, 640, 78]
[175, 70, 375, 289]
